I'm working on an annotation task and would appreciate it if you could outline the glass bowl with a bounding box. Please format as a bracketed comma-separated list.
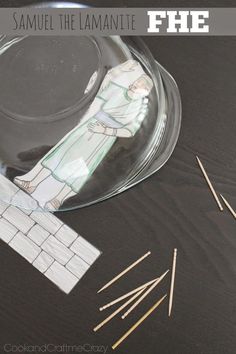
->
[0, 4, 181, 212]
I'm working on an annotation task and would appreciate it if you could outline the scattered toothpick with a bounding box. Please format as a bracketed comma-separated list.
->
[220, 194, 236, 219]
[121, 270, 169, 319]
[97, 251, 151, 293]
[168, 248, 177, 317]
[93, 288, 146, 332]
[100, 277, 159, 311]
[196, 156, 223, 211]
[112, 294, 167, 350]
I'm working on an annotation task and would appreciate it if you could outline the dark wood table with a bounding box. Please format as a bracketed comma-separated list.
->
[1, 1, 236, 354]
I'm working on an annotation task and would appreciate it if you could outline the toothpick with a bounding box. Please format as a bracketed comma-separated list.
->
[220, 194, 236, 219]
[196, 156, 223, 211]
[168, 248, 177, 317]
[121, 270, 169, 319]
[97, 251, 151, 293]
[93, 287, 146, 332]
[112, 294, 167, 350]
[100, 277, 159, 311]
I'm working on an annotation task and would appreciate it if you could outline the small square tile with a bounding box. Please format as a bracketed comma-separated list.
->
[45, 261, 78, 294]
[33, 251, 54, 273]
[55, 225, 78, 247]
[28, 224, 50, 246]
[70, 236, 101, 265]
[31, 212, 63, 234]
[66, 255, 90, 279]
[3, 206, 35, 234]
[41, 235, 74, 265]
[9, 232, 41, 263]
[0, 200, 8, 214]
[0, 217, 18, 243]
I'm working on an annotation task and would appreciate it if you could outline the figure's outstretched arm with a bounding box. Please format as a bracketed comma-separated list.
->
[88, 99, 148, 138]
[88, 122, 142, 138]
[105, 127, 133, 138]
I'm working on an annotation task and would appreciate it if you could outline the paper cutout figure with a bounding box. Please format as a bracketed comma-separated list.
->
[14, 60, 153, 210]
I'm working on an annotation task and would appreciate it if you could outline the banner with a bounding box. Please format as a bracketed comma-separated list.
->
[0, 8, 236, 36]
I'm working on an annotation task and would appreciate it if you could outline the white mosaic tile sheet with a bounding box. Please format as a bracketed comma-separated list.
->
[0, 175, 101, 294]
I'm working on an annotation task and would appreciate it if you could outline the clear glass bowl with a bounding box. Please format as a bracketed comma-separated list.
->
[0, 6, 181, 212]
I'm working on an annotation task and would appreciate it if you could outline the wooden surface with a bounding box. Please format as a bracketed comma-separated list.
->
[0, 1, 236, 354]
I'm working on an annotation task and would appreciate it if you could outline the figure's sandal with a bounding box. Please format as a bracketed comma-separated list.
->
[14, 178, 37, 194]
